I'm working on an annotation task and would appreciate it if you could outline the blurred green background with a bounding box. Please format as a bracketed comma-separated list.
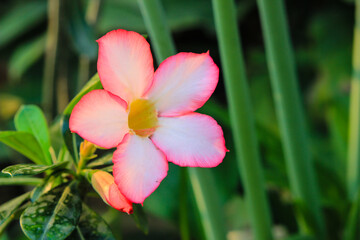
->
[0, 0, 355, 239]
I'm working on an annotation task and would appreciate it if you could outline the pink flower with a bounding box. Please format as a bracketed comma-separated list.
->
[91, 170, 133, 214]
[70, 29, 227, 204]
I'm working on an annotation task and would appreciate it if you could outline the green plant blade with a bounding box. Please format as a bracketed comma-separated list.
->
[63, 73, 102, 116]
[63, 0, 97, 59]
[0, 192, 30, 225]
[0, 1, 47, 48]
[20, 182, 82, 240]
[0, 177, 42, 186]
[2, 161, 69, 177]
[0, 131, 46, 165]
[9, 34, 46, 82]
[132, 204, 148, 235]
[87, 153, 113, 168]
[67, 204, 115, 240]
[15, 105, 52, 165]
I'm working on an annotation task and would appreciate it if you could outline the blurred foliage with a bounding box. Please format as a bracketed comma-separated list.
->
[0, 0, 358, 239]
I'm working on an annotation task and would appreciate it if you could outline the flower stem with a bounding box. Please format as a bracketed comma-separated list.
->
[138, 0, 176, 62]
[0, 178, 42, 186]
[256, 0, 326, 238]
[138, 1, 227, 239]
[347, 0, 360, 201]
[179, 168, 190, 240]
[42, 0, 60, 119]
[211, 0, 273, 239]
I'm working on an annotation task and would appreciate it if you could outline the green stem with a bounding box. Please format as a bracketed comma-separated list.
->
[138, 1, 226, 239]
[179, 168, 190, 240]
[0, 178, 42, 186]
[347, 0, 360, 201]
[256, 0, 326, 238]
[188, 168, 226, 240]
[77, 0, 102, 91]
[211, 0, 273, 239]
[138, 0, 176, 62]
[42, 0, 60, 119]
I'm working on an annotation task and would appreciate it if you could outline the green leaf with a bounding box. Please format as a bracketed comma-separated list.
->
[63, 0, 97, 59]
[2, 161, 69, 177]
[0, 131, 46, 165]
[132, 204, 148, 235]
[87, 153, 113, 168]
[67, 204, 115, 240]
[61, 117, 80, 164]
[0, 177, 42, 186]
[63, 73, 102, 116]
[20, 182, 82, 240]
[15, 105, 52, 165]
[0, 1, 47, 48]
[9, 34, 46, 83]
[0, 192, 30, 225]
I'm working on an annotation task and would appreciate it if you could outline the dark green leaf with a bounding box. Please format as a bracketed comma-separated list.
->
[2, 161, 69, 177]
[0, 192, 30, 225]
[63, 73, 102, 115]
[87, 153, 113, 168]
[20, 182, 82, 240]
[0, 131, 46, 165]
[63, 0, 97, 58]
[61, 116, 80, 164]
[9, 34, 46, 82]
[0, 1, 47, 48]
[132, 204, 148, 235]
[67, 204, 115, 240]
[15, 105, 52, 165]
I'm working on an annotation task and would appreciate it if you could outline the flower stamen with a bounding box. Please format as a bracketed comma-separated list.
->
[128, 99, 158, 137]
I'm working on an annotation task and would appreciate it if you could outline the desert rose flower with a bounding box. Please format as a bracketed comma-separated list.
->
[70, 29, 227, 204]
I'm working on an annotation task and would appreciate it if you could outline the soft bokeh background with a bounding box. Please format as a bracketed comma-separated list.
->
[0, 0, 355, 239]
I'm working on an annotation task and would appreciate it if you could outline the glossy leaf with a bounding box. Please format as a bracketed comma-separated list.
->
[67, 204, 115, 240]
[132, 204, 148, 235]
[20, 182, 82, 240]
[2, 161, 69, 177]
[61, 116, 80, 164]
[0, 1, 47, 48]
[15, 105, 52, 165]
[0, 131, 46, 165]
[0, 192, 30, 225]
[63, 73, 102, 116]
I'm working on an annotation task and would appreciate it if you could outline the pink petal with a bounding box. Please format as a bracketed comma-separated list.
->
[97, 29, 154, 103]
[113, 134, 168, 203]
[151, 113, 227, 167]
[69, 89, 128, 149]
[91, 171, 133, 214]
[146, 52, 219, 116]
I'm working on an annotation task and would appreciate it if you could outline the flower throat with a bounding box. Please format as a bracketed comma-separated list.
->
[128, 99, 158, 137]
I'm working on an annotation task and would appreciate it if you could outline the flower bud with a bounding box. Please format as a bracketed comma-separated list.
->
[91, 170, 133, 214]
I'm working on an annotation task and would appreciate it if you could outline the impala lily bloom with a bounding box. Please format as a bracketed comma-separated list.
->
[70, 29, 227, 204]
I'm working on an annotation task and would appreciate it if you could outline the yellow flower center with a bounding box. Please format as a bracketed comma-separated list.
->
[128, 99, 158, 137]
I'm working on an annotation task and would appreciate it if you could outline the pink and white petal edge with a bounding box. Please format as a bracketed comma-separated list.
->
[151, 112, 227, 168]
[112, 134, 168, 204]
[69, 89, 129, 149]
[146, 52, 219, 117]
[97, 29, 154, 103]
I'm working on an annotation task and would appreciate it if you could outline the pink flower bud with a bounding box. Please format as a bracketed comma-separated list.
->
[91, 170, 133, 214]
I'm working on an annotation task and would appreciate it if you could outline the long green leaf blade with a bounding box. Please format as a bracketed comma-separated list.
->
[0, 192, 30, 225]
